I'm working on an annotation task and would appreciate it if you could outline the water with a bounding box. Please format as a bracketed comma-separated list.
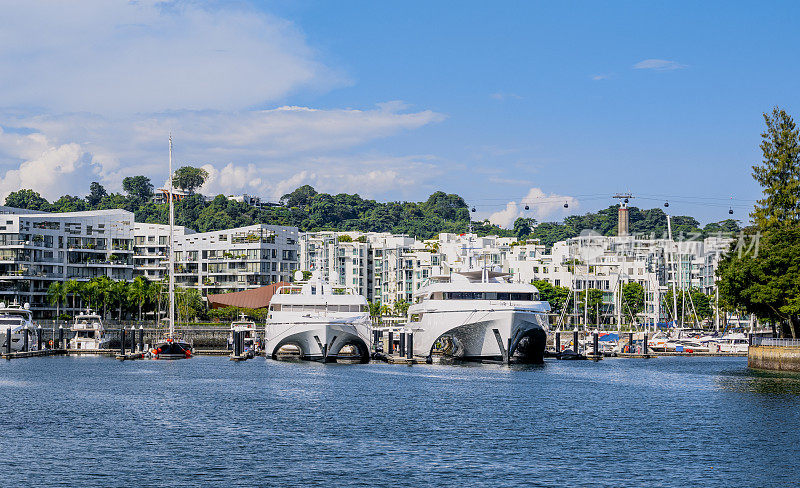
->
[1, 356, 799, 487]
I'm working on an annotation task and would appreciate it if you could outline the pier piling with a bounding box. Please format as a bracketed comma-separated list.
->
[138, 326, 144, 353]
[58, 325, 64, 349]
[4, 327, 10, 355]
[233, 330, 241, 358]
[120, 328, 126, 356]
[406, 333, 413, 360]
[573, 330, 579, 354]
[593, 332, 599, 356]
[642, 332, 648, 355]
[628, 332, 633, 354]
[23, 328, 28, 352]
[388, 331, 394, 355]
[555, 331, 560, 353]
[399, 332, 405, 357]
[37, 326, 42, 351]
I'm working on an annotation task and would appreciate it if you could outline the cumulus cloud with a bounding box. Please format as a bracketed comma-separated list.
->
[200, 154, 442, 202]
[632, 59, 687, 71]
[0, 0, 340, 113]
[0, 2, 447, 203]
[488, 187, 578, 228]
[0, 128, 101, 202]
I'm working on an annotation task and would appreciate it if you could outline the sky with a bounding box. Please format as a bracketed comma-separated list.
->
[0, 0, 798, 227]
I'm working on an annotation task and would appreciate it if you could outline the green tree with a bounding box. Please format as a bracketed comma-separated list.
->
[87, 182, 107, 207]
[172, 166, 209, 194]
[393, 299, 410, 317]
[513, 218, 536, 240]
[46, 281, 67, 321]
[280, 185, 318, 208]
[110, 280, 128, 321]
[579, 288, 604, 325]
[128, 276, 151, 322]
[532, 280, 570, 313]
[122, 176, 154, 201]
[751, 107, 800, 229]
[621, 282, 645, 323]
[65, 279, 81, 316]
[4, 189, 50, 210]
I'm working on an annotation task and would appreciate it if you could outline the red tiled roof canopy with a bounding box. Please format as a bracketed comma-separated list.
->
[206, 282, 290, 310]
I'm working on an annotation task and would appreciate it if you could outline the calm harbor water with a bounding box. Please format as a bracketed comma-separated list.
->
[1, 356, 799, 487]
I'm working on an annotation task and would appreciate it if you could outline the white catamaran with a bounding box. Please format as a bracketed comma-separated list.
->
[264, 270, 371, 363]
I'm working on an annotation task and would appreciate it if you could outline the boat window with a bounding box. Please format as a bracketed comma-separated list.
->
[349, 305, 361, 312]
[442, 292, 534, 301]
[270, 304, 281, 312]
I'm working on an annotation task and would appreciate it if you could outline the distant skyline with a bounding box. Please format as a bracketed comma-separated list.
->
[0, 1, 798, 226]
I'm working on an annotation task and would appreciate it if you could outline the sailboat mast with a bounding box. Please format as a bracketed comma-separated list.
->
[168, 135, 175, 338]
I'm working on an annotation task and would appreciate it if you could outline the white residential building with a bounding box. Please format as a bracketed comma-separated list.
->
[0, 207, 135, 317]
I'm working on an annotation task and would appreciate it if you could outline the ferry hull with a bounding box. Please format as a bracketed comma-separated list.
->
[266, 321, 371, 363]
[410, 310, 548, 364]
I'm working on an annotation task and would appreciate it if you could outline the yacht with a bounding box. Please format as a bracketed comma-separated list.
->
[149, 135, 193, 360]
[229, 313, 261, 353]
[711, 332, 749, 353]
[69, 310, 111, 350]
[264, 270, 371, 363]
[406, 267, 551, 363]
[0, 302, 37, 352]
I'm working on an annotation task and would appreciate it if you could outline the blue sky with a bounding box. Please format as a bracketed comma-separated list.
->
[0, 1, 797, 226]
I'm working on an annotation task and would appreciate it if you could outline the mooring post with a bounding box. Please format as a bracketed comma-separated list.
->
[406, 332, 413, 360]
[573, 330, 579, 354]
[388, 331, 394, 355]
[399, 332, 406, 357]
[130, 326, 136, 353]
[120, 328, 126, 356]
[5, 327, 10, 355]
[642, 332, 648, 355]
[37, 326, 42, 351]
[555, 331, 561, 353]
[59, 325, 64, 350]
[23, 328, 29, 352]
[628, 332, 633, 354]
[593, 332, 599, 356]
[139, 326, 144, 353]
[233, 330, 240, 357]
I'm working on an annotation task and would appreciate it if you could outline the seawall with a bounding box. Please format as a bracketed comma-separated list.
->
[748, 344, 800, 372]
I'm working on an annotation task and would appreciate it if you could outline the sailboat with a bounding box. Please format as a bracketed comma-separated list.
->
[150, 135, 193, 360]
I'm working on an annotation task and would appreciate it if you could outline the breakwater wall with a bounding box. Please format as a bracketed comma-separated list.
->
[748, 339, 800, 372]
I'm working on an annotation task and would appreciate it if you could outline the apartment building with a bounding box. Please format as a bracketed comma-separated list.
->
[172, 224, 299, 295]
[0, 206, 134, 316]
[133, 223, 194, 281]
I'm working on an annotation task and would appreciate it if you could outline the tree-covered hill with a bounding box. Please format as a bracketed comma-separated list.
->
[4, 181, 740, 243]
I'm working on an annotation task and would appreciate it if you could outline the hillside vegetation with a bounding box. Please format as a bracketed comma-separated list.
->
[4, 182, 739, 245]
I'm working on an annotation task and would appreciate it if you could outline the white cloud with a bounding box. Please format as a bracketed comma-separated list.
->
[0, 128, 101, 202]
[632, 59, 687, 71]
[200, 154, 442, 202]
[490, 92, 523, 101]
[0, 2, 448, 203]
[0, 1, 341, 113]
[488, 187, 578, 228]
[591, 74, 611, 81]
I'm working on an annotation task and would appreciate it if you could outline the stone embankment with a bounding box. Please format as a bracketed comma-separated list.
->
[748, 338, 800, 372]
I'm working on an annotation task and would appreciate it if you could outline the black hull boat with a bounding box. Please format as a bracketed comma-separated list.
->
[151, 338, 193, 360]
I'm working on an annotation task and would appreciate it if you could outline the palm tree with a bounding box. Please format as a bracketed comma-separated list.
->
[110, 280, 128, 321]
[65, 279, 81, 317]
[129, 276, 150, 322]
[46, 281, 67, 321]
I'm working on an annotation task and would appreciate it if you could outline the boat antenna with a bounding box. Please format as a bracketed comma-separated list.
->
[168, 134, 175, 339]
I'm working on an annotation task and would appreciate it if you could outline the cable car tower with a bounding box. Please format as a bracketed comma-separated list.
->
[613, 193, 634, 237]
